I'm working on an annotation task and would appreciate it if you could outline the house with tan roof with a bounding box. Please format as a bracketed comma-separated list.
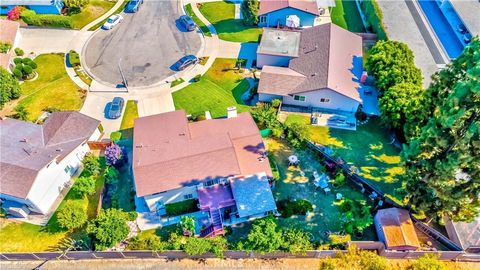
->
[257, 23, 365, 127]
[0, 19, 21, 71]
[0, 111, 102, 224]
[374, 208, 421, 251]
[133, 108, 277, 236]
[258, 0, 332, 28]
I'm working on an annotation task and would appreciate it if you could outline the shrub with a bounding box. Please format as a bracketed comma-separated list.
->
[192, 74, 201, 82]
[57, 200, 88, 230]
[104, 166, 119, 185]
[68, 50, 81, 66]
[82, 154, 101, 175]
[12, 68, 22, 79]
[12, 104, 28, 120]
[109, 131, 122, 142]
[13, 58, 22, 65]
[27, 60, 37, 69]
[183, 237, 211, 256]
[87, 208, 129, 250]
[321, 246, 388, 270]
[0, 42, 12, 54]
[105, 143, 123, 166]
[72, 176, 96, 196]
[180, 216, 195, 235]
[241, 0, 259, 26]
[126, 211, 138, 221]
[271, 99, 281, 108]
[7, 6, 23, 21]
[409, 254, 446, 270]
[360, 0, 387, 40]
[165, 199, 199, 216]
[286, 121, 309, 148]
[21, 10, 73, 28]
[278, 199, 313, 218]
[22, 65, 33, 75]
[128, 234, 166, 251]
[333, 173, 346, 187]
[14, 48, 24, 56]
[64, 0, 90, 9]
[282, 228, 312, 255]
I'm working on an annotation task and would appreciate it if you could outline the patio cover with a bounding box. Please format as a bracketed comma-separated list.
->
[197, 183, 236, 211]
[230, 173, 277, 218]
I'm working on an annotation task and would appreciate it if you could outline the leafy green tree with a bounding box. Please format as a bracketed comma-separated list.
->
[366, 40, 422, 92]
[208, 236, 228, 258]
[64, 0, 89, 9]
[57, 200, 88, 230]
[241, 0, 259, 26]
[282, 228, 312, 254]
[183, 237, 212, 256]
[379, 82, 426, 138]
[241, 215, 283, 253]
[12, 104, 28, 121]
[72, 176, 96, 196]
[87, 208, 129, 250]
[409, 254, 446, 270]
[286, 121, 309, 147]
[104, 166, 119, 185]
[321, 245, 387, 270]
[401, 38, 480, 222]
[0, 67, 20, 108]
[83, 154, 101, 175]
[180, 216, 195, 236]
[128, 234, 166, 251]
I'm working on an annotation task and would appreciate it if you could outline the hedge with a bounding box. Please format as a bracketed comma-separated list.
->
[278, 199, 313, 218]
[68, 50, 81, 66]
[21, 9, 73, 28]
[360, 0, 387, 40]
[165, 199, 199, 216]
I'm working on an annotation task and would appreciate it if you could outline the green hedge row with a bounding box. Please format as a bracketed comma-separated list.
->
[361, 0, 387, 40]
[68, 50, 81, 66]
[165, 199, 199, 216]
[21, 10, 73, 29]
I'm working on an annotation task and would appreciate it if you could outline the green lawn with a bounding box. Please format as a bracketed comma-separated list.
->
[330, 0, 366, 33]
[266, 138, 375, 242]
[285, 115, 404, 201]
[18, 54, 86, 121]
[172, 58, 250, 118]
[198, 1, 262, 42]
[119, 100, 138, 140]
[0, 159, 106, 252]
[71, 0, 116, 29]
[185, 3, 212, 37]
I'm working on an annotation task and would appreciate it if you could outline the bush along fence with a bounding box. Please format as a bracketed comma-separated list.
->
[355, 0, 387, 40]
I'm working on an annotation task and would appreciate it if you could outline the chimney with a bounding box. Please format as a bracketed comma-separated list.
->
[227, 106, 237, 118]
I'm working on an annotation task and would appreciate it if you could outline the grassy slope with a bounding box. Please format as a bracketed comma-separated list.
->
[172, 58, 249, 118]
[285, 115, 404, 200]
[118, 100, 138, 140]
[0, 159, 106, 252]
[71, 0, 116, 29]
[185, 3, 212, 37]
[18, 54, 85, 121]
[199, 1, 262, 42]
[330, 0, 366, 33]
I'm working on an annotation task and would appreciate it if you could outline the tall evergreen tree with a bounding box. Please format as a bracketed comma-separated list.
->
[241, 0, 259, 26]
[401, 38, 480, 222]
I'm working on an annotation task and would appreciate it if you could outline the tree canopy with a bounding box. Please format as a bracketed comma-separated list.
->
[57, 200, 87, 230]
[401, 38, 480, 222]
[72, 175, 96, 197]
[87, 208, 129, 250]
[241, 0, 259, 26]
[0, 67, 20, 108]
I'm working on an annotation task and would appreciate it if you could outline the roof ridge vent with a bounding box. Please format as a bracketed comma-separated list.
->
[304, 44, 318, 54]
[20, 138, 28, 143]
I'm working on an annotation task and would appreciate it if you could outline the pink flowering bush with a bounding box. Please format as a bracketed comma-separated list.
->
[105, 143, 123, 166]
[7, 6, 23, 21]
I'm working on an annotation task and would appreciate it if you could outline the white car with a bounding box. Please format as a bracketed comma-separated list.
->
[102, 14, 123, 30]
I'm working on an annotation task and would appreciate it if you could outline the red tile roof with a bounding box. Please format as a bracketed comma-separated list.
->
[132, 110, 272, 197]
[259, 0, 320, 16]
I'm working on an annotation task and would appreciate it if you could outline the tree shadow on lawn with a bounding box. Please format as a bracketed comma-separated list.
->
[231, 79, 249, 105]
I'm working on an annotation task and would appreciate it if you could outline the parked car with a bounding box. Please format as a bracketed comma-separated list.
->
[102, 14, 123, 30]
[125, 0, 143, 13]
[107, 97, 125, 119]
[179, 15, 196, 31]
[174, 55, 198, 71]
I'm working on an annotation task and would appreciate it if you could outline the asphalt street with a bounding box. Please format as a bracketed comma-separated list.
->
[84, 0, 201, 87]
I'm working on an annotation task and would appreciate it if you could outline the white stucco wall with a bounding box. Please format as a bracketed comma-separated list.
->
[257, 54, 292, 68]
[282, 89, 360, 113]
[144, 185, 198, 212]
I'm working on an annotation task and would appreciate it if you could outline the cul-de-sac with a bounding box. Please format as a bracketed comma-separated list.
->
[0, 0, 479, 269]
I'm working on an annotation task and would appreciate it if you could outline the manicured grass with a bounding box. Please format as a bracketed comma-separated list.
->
[185, 3, 212, 37]
[285, 115, 404, 200]
[71, 0, 116, 29]
[170, 78, 185, 88]
[88, 0, 128, 30]
[0, 159, 106, 252]
[172, 58, 250, 118]
[198, 1, 262, 42]
[18, 54, 86, 121]
[330, 0, 366, 33]
[267, 138, 375, 242]
[165, 199, 199, 216]
[119, 100, 138, 141]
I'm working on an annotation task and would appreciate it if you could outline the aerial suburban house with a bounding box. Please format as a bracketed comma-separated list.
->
[444, 215, 480, 253]
[0, 112, 101, 224]
[0, 19, 21, 71]
[374, 208, 421, 251]
[0, 0, 64, 15]
[133, 108, 277, 237]
[258, 0, 322, 28]
[257, 23, 364, 118]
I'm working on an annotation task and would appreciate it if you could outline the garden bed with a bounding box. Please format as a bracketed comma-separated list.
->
[165, 200, 200, 216]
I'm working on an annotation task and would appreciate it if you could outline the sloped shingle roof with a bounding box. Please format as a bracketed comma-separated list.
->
[230, 173, 277, 218]
[259, 0, 320, 16]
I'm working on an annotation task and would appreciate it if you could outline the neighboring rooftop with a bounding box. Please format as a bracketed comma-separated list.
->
[444, 215, 480, 251]
[258, 23, 362, 102]
[1, 0, 59, 5]
[132, 110, 272, 197]
[257, 28, 302, 57]
[450, 0, 480, 36]
[259, 0, 320, 16]
[230, 173, 277, 218]
[0, 19, 19, 44]
[374, 208, 420, 250]
[0, 111, 100, 199]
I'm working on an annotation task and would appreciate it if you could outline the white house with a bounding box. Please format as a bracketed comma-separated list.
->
[257, 23, 363, 114]
[0, 111, 101, 221]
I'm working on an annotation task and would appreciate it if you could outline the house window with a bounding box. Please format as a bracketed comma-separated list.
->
[184, 194, 193, 200]
[204, 179, 220, 187]
[259, 16, 266, 24]
[64, 166, 70, 174]
[320, 98, 330, 103]
[293, 95, 306, 102]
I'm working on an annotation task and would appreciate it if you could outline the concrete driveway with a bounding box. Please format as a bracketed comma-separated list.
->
[18, 27, 88, 54]
[84, 0, 201, 87]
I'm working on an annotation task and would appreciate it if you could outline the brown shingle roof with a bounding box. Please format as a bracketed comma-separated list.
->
[375, 208, 420, 250]
[259, 0, 320, 16]
[0, 112, 100, 199]
[132, 110, 272, 197]
[258, 23, 362, 102]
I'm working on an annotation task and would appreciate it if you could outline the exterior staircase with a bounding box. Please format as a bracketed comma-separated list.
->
[200, 208, 225, 238]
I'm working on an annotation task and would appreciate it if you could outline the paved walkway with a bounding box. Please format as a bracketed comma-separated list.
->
[377, 0, 441, 87]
